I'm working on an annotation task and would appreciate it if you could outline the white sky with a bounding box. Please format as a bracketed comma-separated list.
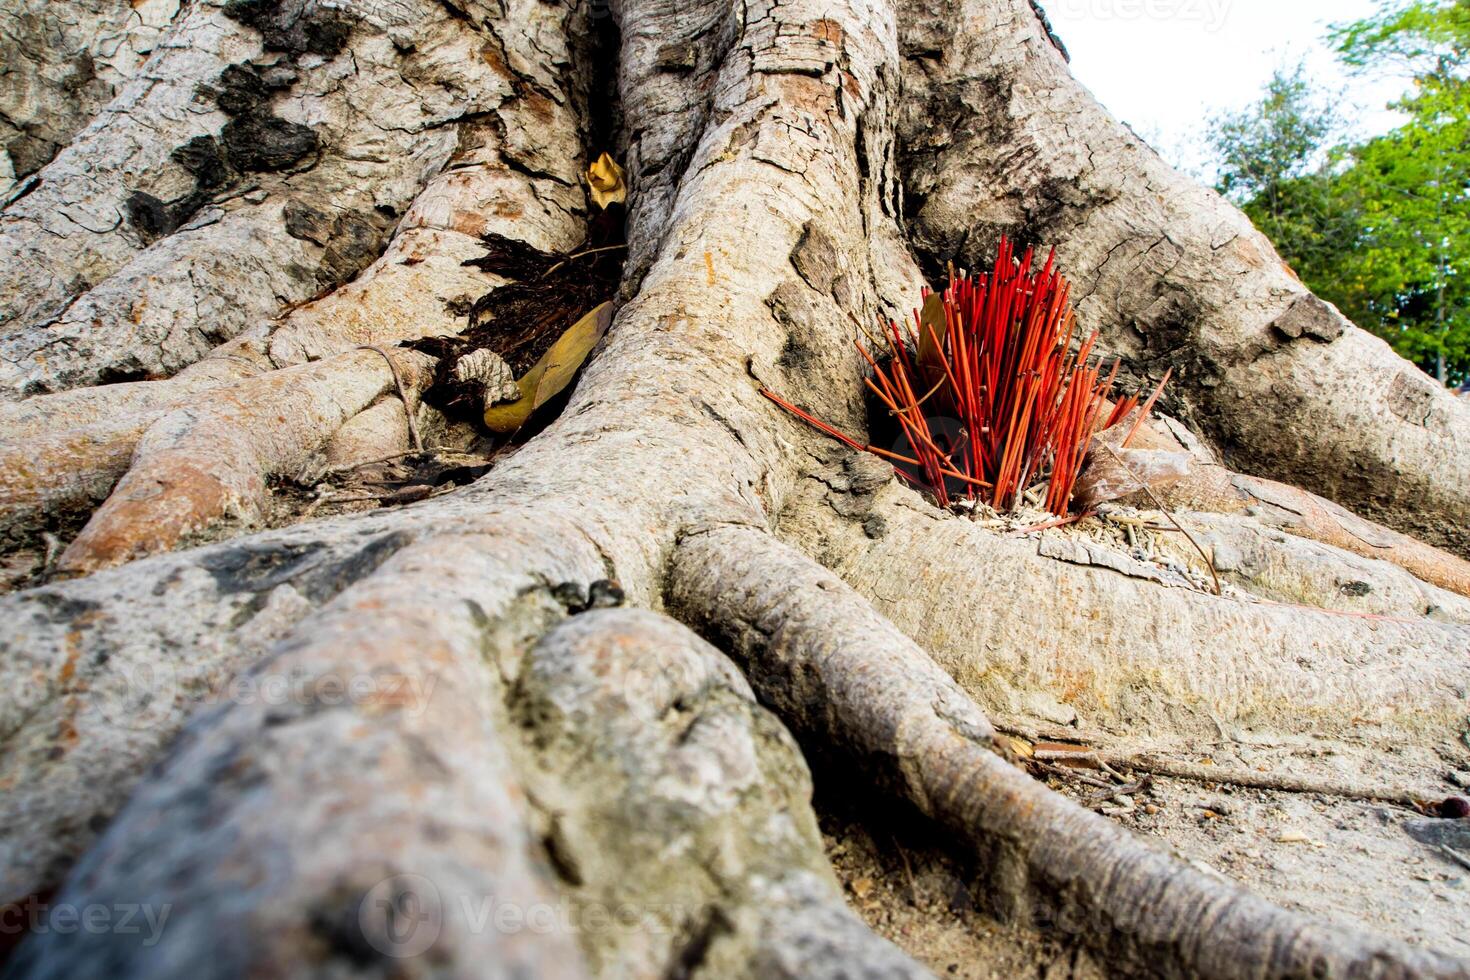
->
[1036, 0, 1413, 179]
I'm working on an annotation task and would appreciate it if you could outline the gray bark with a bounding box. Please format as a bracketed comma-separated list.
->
[1, 0, 182, 193]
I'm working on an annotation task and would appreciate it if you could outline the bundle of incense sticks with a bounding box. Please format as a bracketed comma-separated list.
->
[764, 235, 1167, 515]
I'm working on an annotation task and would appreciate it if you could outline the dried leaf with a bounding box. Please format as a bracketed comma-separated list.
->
[461, 233, 557, 278]
[1072, 421, 1192, 511]
[483, 302, 614, 433]
[587, 152, 626, 209]
[915, 290, 947, 381]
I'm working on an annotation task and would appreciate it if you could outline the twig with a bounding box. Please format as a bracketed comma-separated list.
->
[1098, 442, 1220, 595]
[1093, 751, 1423, 807]
[1034, 748, 1102, 763]
[320, 484, 452, 509]
[325, 447, 446, 475]
[300, 486, 334, 519]
[541, 244, 627, 279]
[317, 492, 390, 505]
[996, 722, 1432, 806]
[1031, 759, 1113, 790]
[1085, 778, 1150, 808]
[1008, 511, 1094, 536]
[358, 345, 424, 452]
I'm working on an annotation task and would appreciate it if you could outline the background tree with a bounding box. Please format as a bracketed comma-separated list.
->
[1338, 83, 1470, 382]
[1209, 0, 1470, 384]
[1208, 64, 1363, 322]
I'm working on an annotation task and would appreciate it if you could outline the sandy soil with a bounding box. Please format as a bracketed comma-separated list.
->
[818, 789, 1108, 979]
[820, 753, 1470, 978]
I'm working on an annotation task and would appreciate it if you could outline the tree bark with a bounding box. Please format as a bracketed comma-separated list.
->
[1, 0, 1467, 976]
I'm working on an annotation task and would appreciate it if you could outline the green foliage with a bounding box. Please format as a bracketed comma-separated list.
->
[1212, 64, 1339, 204]
[1210, 65, 1362, 323]
[1208, 0, 1470, 385]
[1331, 0, 1470, 78]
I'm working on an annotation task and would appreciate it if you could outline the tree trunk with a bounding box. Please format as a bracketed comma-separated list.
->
[1, 0, 1468, 977]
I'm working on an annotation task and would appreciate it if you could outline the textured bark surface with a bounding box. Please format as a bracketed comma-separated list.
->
[1, 0, 1468, 975]
[1, 0, 182, 194]
[0, 0, 581, 398]
[783, 469, 1469, 781]
[670, 527, 1468, 979]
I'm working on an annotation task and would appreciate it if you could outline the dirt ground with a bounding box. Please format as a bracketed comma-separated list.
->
[1058, 771, 1470, 958]
[818, 789, 1107, 979]
[821, 756, 1470, 977]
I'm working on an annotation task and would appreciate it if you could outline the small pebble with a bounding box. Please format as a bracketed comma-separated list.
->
[1436, 796, 1470, 819]
[587, 578, 625, 609]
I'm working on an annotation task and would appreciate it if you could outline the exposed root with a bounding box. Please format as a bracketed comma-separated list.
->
[56, 349, 435, 575]
[508, 609, 926, 976]
[5, 530, 598, 976]
[0, 369, 243, 441]
[0, 206, 363, 397]
[3, 0, 1468, 972]
[786, 476, 1470, 778]
[670, 526, 1468, 978]
[1120, 417, 1470, 598]
[1165, 511, 1470, 621]
[1161, 461, 1470, 599]
[0, 0, 584, 398]
[0, 414, 159, 552]
[7, 531, 917, 976]
[0, 169, 584, 558]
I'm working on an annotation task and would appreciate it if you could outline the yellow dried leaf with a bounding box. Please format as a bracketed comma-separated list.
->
[587, 152, 626, 209]
[483, 302, 614, 433]
[916, 290, 947, 381]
